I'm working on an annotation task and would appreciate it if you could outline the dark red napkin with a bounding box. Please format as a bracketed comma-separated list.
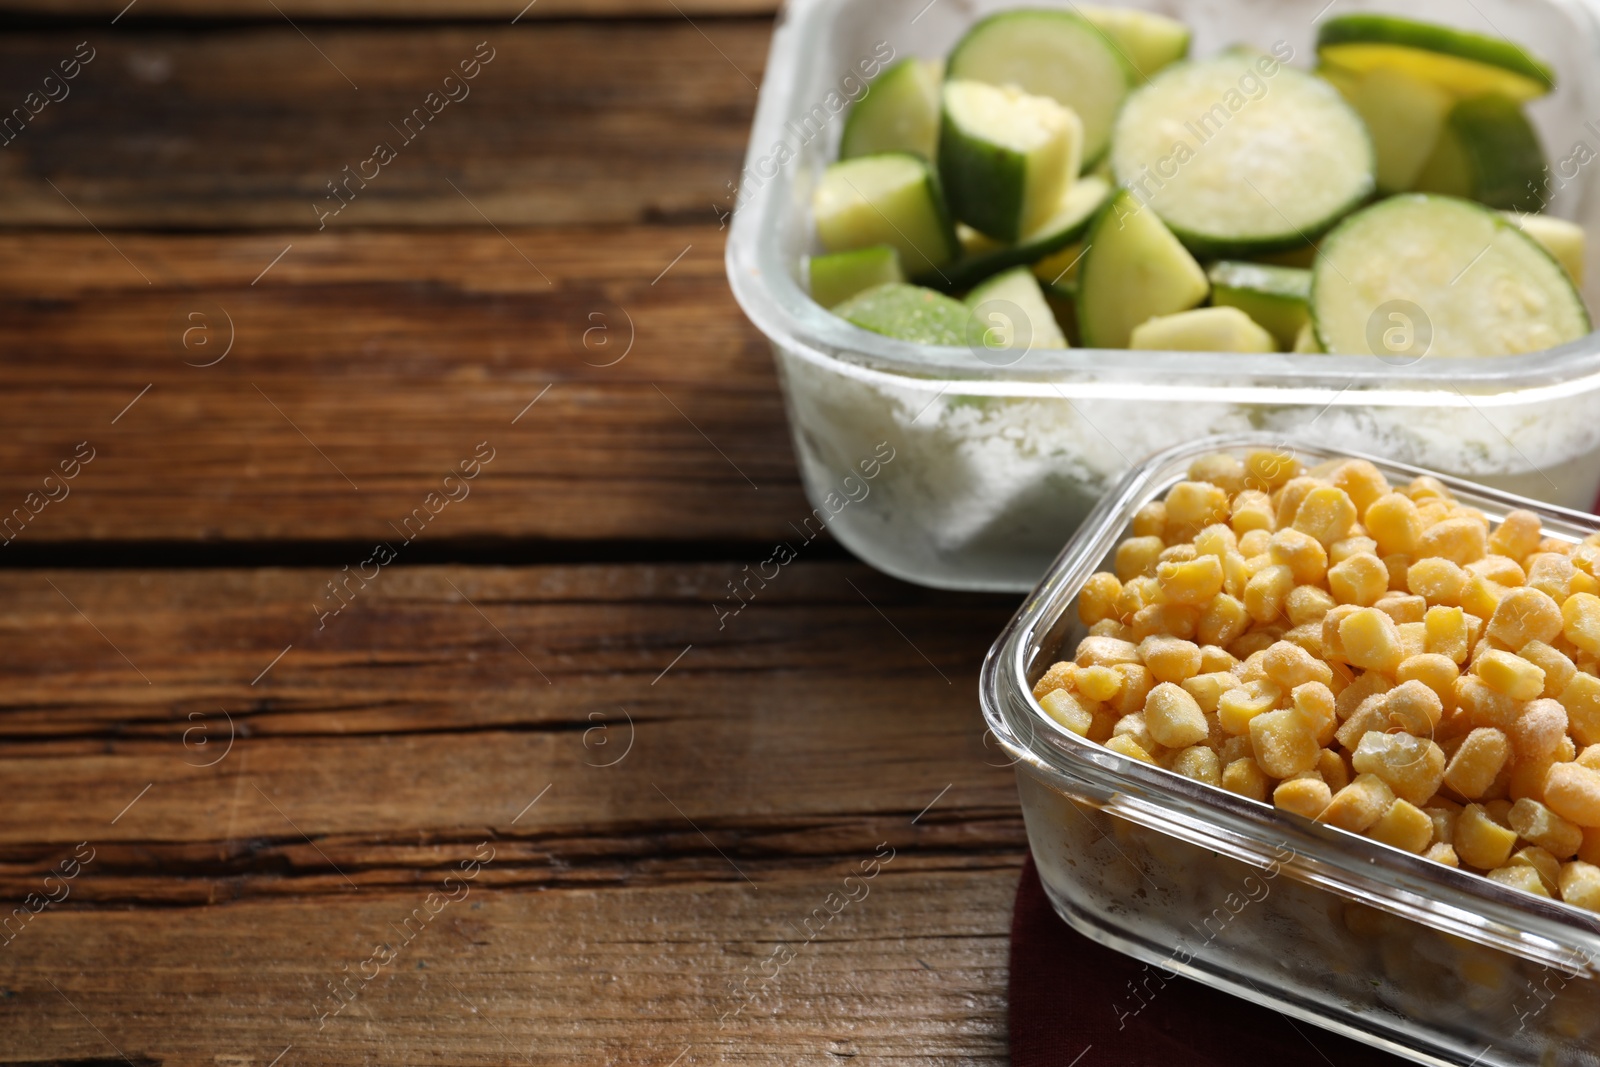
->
[1009, 852, 1407, 1066]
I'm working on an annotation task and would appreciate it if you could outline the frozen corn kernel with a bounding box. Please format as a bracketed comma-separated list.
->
[1113, 577, 1157, 621]
[1291, 682, 1337, 745]
[1076, 665, 1124, 704]
[1510, 699, 1569, 763]
[1520, 641, 1576, 699]
[1368, 798, 1433, 853]
[1560, 861, 1600, 911]
[1415, 500, 1453, 529]
[1423, 605, 1471, 663]
[1033, 661, 1075, 700]
[1545, 762, 1600, 827]
[1112, 714, 1155, 751]
[1243, 564, 1295, 625]
[1560, 672, 1600, 747]
[1382, 554, 1413, 592]
[1488, 509, 1543, 561]
[1228, 630, 1279, 660]
[1144, 682, 1209, 749]
[1467, 555, 1526, 587]
[1487, 864, 1550, 897]
[1486, 587, 1563, 650]
[1217, 678, 1282, 736]
[1105, 734, 1156, 764]
[1244, 449, 1301, 491]
[1040, 689, 1098, 736]
[1193, 524, 1238, 559]
[1132, 603, 1200, 642]
[1456, 676, 1522, 730]
[1198, 646, 1238, 674]
[1274, 777, 1332, 819]
[1330, 460, 1389, 516]
[1250, 706, 1322, 778]
[1320, 605, 1360, 665]
[1293, 486, 1359, 547]
[1284, 586, 1335, 628]
[1157, 541, 1198, 564]
[1078, 572, 1124, 626]
[1076, 636, 1141, 668]
[1395, 653, 1458, 712]
[1164, 481, 1231, 541]
[1115, 536, 1166, 581]
[1425, 801, 1460, 841]
[1455, 803, 1519, 869]
[1581, 744, 1600, 771]
[1444, 728, 1511, 800]
[1363, 492, 1422, 557]
[1425, 843, 1460, 867]
[1562, 593, 1600, 657]
[1329, 536, 1381, 566]
[1473, 649, 1546, 702]
[1139, 635, 1202, 684]
[1318, 773, 1395, 833]
[1509, 797, 1584, 858]
[1327, 553, 1389, 607]
[1408, 557, 1468, 607]
[1229, 490, 1273, 535]
[1132, 502, 1166, 539]
[1182, 671, 1240, 714]
[1262, 640, 1333, 689]
[1318, 747, 1351, 792]
[1336, 671, 1392, 721]
[1334, 698, 1390, 752]
[1384, 679, 1446, 735]
[1171, 744, 1222, 786]
[1237, 528, 1272, 559]
[1188, 453, 1246, 496]
[1268, 529, 1328, 586]
[1221, 757, 1270, 801]
[1459, 576, 1506, 621]
[1534, 554, 1594, 600]
[1352, 731, 1446, 807]
[1274, 477, 1321, 529]
[1507, 845, 1562, 894]
[1397, 622, 1427, 660]
[1157, 556, 1224, 608]
[1339, 608, 1405, 676]
[1374, 594, 1427, 626]
[1196, 594, 1250, 648]
[1418, 517, 1488, 566]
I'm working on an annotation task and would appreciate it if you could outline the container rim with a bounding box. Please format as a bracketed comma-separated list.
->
[978, 431, 1600, 973]
[727, 0, 1600, 396]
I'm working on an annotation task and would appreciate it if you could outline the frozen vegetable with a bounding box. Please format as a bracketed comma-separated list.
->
[811, 154, 958, 277]
[807, 246, 905, 309]
[838, 58, 943, 161]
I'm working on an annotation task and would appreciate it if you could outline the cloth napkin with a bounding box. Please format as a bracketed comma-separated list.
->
[1008, 852, 1407, 1066]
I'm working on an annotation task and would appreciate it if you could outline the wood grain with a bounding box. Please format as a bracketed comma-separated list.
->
[0, 224, 825, 546]
[1, 0, 779, 15]
[0, 562, 1022, 1063]
[0, 22, 766, 228]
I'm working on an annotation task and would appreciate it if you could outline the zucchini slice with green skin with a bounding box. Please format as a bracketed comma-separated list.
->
[936, 176, 1110, 291]
[832, 283, 973, 345]
[1311, 194, 1590, 357]
[965, 266, 1067, 350]
[1506, 212, 1586, 284]
[1339, 65, 1454, 194]
[1110, 54, 1375, 257]
[840, 58, 944, 161]
[946, 9, 1131, 169]
[938, 79, 1082, 242]
[1079, 5, 1190, 83]
[1317, 14, 1555, 102]
[1075, 188, 1210, 349]
[812, 153, 959, 278]
[1207, 261, 1312, 348]
[1129, 306, 1276, 353]
[1414, 94, 1547, 213]
[808, 246, 906, 309]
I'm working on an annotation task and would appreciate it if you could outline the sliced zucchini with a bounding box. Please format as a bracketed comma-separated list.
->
[1076, 188, 1210, 349]
[946, 9, 1131, 168]
[832, 282, 973, 345]
[1414, 94, 1547, 213]
[1341, 65, 1455, 193]
[840, 58, 944, 161]
[1110, 54, 1375, 257]
[1207, 261, 1311, 348]
[938, 175, 1110, 291]
[1317, 14, 1556, 102]
[812, 153, 959, 277]
[1079, 5, 1190, 83]
[1506, 212, 1585, 284]
[1129, 306, 1277, 353]
[808, 246, 906, 309]
[938, 79, 1082, 242]
[1312, 194, 1590, 357]
[1033, 240, 1086, 299]
[1293, 320, 1323, 353]
[965, 266, 1067, 351]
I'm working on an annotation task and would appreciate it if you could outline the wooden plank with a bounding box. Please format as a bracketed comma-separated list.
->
[0, 224, 824, 545]
[0, 22, 767, 228]
[0, 562, 1021, 1062]
[0, 869, 1013, 1064]
[1, 0, 779, 15]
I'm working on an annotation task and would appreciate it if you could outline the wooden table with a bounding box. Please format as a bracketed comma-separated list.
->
[0, 3, 1025, 1063]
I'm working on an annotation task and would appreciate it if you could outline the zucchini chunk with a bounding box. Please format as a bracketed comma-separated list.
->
[832, 283, 974, 345]
[966, 266, 1068, 351]
[939, 176, 1110, 291]
[1207, 261, 1312, 348]
[840, 58, 944, 161]
[1129, 306, 1277, 353]
[808, 246, 906, 309]
[812, 153, 959, 277]
[1079, 5, 1191, 83]
[1317, 14, 1555, 103]
[1076, 188, 1209, 349]
[1414, 94, 1548, 213]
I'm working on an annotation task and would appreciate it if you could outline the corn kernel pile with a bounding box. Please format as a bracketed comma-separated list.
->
[1036, 449, 1600, 911]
